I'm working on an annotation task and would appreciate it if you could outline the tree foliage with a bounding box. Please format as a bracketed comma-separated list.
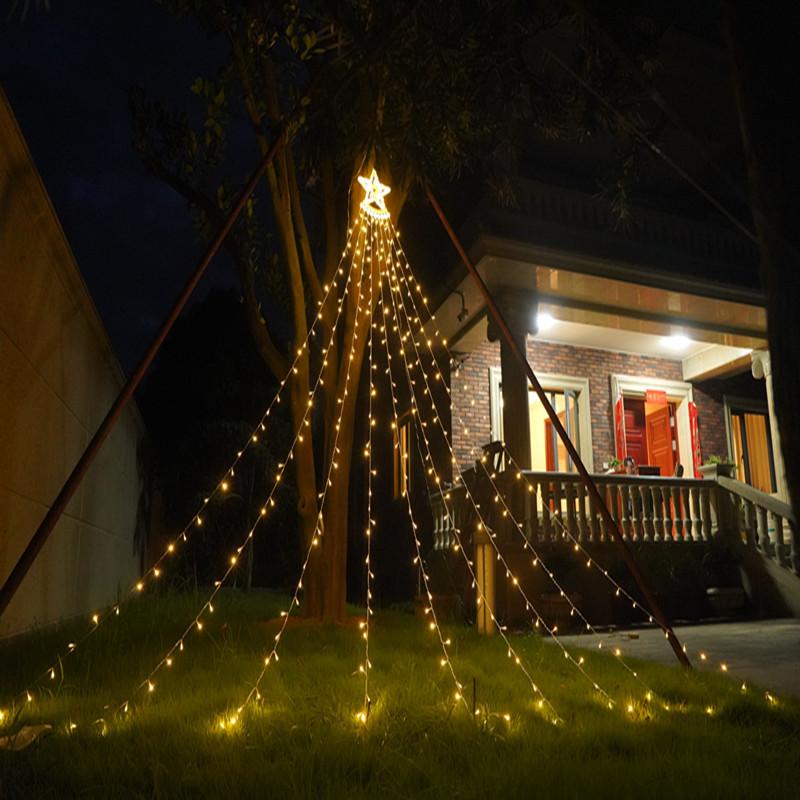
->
[131, 0, 672, 619]
[141, 290, 297, 590]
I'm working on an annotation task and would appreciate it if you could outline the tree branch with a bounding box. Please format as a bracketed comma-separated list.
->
[320, 149, 341, 286]
[285, 149, 324, 305]
[142, 156, 290, 379]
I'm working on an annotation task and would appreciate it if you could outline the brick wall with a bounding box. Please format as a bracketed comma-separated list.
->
[693, 371, 766, 461]
[450, 337, 765, 471]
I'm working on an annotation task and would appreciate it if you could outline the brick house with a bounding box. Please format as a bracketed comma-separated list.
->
[370, 26, 800, 626]
[391, 177, 798, 629]
[434, 179, 776, 490]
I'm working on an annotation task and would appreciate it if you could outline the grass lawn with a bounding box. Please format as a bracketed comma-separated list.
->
[1, 589, 798, 799]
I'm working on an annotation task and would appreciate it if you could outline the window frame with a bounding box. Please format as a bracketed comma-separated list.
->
[489, 367, 594, 472]
[723, 394, 776, 492]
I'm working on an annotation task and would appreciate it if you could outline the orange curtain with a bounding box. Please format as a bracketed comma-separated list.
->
[744, 413, 773, 493]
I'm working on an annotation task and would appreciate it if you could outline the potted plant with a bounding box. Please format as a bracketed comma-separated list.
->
[699, 455, 737, 479]
[606, 457, 623, 474]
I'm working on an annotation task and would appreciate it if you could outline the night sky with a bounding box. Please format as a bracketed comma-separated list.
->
[0, 2, 238, 371]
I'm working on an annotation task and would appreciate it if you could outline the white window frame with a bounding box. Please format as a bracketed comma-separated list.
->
[489, 366, 594, 472]
[610, 373, 694, 476]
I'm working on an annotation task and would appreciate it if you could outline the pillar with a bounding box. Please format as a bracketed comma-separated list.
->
[751, 350, 789, 501]
[475, 290, 536, 635]
[474, 531, 496, 635]
[486, 289, 537, 469]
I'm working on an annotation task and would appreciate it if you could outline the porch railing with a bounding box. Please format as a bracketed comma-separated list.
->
[717, 476, 799, 574]
[431, 471, 799, 576]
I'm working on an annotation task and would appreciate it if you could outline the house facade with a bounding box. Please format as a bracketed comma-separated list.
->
[411, 177, 798, 630]
[436, 179, 775, 490]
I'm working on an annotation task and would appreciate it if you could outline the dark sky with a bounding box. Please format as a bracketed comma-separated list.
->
[0, 3, 762, 377]
[0, 1, 237, 371]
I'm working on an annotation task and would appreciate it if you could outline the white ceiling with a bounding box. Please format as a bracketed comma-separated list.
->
[533, 312, 713, 360]
[457, 306, 753, 375]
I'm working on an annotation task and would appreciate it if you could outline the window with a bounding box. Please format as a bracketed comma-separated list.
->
[530, 388, 581, 472]
[489, 368, 593, 472]
[725, 397, 776, 493]
[393, 418, 411, 498]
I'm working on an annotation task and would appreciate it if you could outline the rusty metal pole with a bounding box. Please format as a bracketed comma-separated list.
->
[425, 184, 691, 669]
[0, 130, 289, 620]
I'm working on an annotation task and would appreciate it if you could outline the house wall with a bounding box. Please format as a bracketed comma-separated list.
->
[693, 371, 766, 461]
[0, 90, 144, 636]
[450, 337, 764, 472]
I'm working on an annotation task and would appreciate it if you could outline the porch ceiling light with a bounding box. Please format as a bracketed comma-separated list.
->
[661, 333, 692, 351]
[536, 312, 556, 332]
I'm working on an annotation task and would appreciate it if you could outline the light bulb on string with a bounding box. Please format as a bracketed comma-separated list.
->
[9, 221, 367, 709]
[387, 255, 560, 721]
[110, 213, 370, 719]
[387, 221, 747, 705]
[382, 223, 614, 716]
[237, 211, 372, 716]
[374, 220, 469, 717]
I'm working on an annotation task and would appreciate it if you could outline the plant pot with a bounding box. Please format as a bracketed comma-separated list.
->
[699, 463, 736, 479]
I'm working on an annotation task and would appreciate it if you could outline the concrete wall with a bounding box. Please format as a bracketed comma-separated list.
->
[0, 89, 144, 636]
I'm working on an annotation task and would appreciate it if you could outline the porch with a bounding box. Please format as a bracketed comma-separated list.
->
[420, 174, 797, 630]
[428, 467, 799, 627]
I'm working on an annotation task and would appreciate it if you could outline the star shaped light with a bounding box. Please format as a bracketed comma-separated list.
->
[358, 169, 391, 219]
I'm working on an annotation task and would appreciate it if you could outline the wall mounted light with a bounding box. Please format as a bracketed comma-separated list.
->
[661, 333, 692, 351]
[536, 312, 556, 332]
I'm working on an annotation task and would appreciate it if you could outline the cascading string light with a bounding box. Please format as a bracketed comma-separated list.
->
[11, 221, 366, 711]
[381, 225, 570, 722]
[380, 226, 561, 721]
[375, 237, 471, 716]
[383, 227, 612, 708]
[384, 243, 654, 703]
[238, 212, 372, 718]
[542, 505, 740, 681]
[387, 226, 770, 707]
[10, 170, 775, 731]
[388, 239, 673, 709]
[356, 219, 379, 725]
[113, 215, 370, 719]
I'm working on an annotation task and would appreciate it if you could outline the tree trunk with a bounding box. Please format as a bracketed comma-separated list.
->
[319, 358, 364, 623]
[291, 371, 323, 618]
[312, 240, 375, 623]
[726, 3, 800, 513]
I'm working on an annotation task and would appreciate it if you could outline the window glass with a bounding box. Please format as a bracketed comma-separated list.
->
[529, 388, 580, 472]
[731, 410, 775, 493]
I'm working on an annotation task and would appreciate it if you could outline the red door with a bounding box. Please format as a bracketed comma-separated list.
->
[623, 399, 647, 467]
[646, 405, 675, 477]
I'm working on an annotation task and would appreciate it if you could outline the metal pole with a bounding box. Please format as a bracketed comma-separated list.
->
[425, 184, 691, 669]
[0, 130, 288, 620]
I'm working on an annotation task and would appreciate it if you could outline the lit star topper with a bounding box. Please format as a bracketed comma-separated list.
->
[358, 169, 391, 219]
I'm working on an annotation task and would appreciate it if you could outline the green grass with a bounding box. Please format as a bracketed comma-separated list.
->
[1, 590, 799, 799]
